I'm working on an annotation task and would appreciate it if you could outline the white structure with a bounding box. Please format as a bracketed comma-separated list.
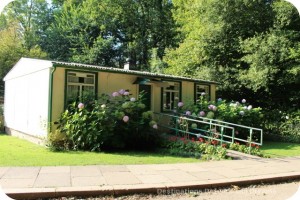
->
[3, 58, 53, 142]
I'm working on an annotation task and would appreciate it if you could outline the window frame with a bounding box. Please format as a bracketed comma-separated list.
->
[194, 83, 211, 103]
[64, 69, 98, 107]
[161, 80, 182, 112]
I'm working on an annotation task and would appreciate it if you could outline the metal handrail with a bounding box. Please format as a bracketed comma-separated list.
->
[154, 112, 264, 154]
[189, 115, 263, 146]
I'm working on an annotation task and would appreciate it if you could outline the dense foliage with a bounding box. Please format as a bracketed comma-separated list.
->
[50, 90, 160, 151]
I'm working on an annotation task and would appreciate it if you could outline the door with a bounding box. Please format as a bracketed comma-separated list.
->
[139, 85, 152, 111]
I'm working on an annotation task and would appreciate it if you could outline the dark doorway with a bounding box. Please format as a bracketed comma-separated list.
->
[139, 85, 152, 110]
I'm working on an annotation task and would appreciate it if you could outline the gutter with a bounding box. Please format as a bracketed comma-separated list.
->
[47, 66, 56, 134]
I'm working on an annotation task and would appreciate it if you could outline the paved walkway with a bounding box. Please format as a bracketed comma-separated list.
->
[1, 156, 300, 199]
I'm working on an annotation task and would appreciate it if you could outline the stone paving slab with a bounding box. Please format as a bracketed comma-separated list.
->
[71, 166, 102, 177]
[0, 157, 300, 199]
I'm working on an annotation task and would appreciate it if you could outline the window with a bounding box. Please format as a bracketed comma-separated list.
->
[195, 84, 210, 102]
[66, 71, 96, 105]
[162, 82, 181, 112]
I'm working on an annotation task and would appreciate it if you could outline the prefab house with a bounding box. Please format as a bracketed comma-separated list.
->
[3, 57, 217, 142]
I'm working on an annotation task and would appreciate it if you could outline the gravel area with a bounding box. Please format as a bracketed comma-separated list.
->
[42, 181, 300, 200]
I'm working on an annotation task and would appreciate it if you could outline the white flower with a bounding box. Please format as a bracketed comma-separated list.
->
[242, 99, 246, 104]
[247, 105, 252, 110]
[130, 97, 136, 102]
[101, 104, 106, 109]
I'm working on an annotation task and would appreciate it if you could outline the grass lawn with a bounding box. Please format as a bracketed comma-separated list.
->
[0, 134, 200, 166]
[261, 141, 300, 157]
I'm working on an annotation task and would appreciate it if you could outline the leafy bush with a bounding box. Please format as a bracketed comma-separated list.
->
[174, 95, 263, 142]
[184, 95, 263, 127]
[52, 90, 159, 151]
[161, 135, 227, 160]
[263, 109, 300, 143]
[228, 142, 266, 157]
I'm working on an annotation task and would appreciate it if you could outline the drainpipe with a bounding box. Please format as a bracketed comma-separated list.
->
[47, 66, 56, 134]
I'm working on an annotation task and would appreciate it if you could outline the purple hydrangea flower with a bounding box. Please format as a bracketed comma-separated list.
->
[118, 89, 125, 95]
[78, 103, 84, 109]
[112, 92, 119, 97]
[123, 115, 129, 123]
[123, 91, 130, 96]
[217, 98, 222, 102]
[185, 111, 191, 116]
[178, 102, 184, 107]
[199, 111, 205, 117]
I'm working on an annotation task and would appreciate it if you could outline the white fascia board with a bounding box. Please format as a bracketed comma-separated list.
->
[3, 57, 53, 81]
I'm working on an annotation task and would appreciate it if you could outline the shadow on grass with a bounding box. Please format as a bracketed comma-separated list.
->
[261, 141, 300, 150]
[261, 141, 300, 157]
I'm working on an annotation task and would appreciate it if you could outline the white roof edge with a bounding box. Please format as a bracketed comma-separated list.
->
[3, 57, 53, 81]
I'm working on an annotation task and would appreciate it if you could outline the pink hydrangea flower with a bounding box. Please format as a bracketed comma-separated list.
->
[185, 111, 191, 116]
[78, 103, 84, 109]
[199, 111, 205, 117]
[123, 115, 129, 123]
[178, 102, 184, 107]
[212, 105, 217, 111]
[123, 91, 130, 96]
[112, 92, 119, 97]
[208, 104, 214, 110]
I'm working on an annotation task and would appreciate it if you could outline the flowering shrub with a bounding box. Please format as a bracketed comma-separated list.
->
[51, 90, 159, 151]
[228, 142, 266, 157]
[162, 135, 227, 160]
[174, 95, 263, 142]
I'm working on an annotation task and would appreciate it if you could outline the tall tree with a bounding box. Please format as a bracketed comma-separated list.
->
[239, 0, 300, 108]
[5, 0, 52, 51]
[165, 0, 300, 108]
[42, 0, 176, 69]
